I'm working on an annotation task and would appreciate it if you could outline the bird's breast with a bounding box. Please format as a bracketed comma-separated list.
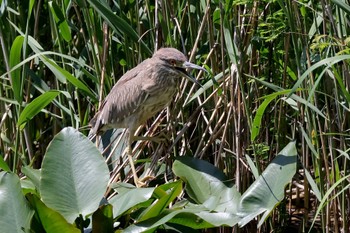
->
[136, 83, 177, 123]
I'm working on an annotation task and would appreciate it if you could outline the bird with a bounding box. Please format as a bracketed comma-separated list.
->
[89, 47, 205, 187]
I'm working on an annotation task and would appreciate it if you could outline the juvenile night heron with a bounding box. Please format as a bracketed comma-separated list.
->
[89, 48, 205, 187]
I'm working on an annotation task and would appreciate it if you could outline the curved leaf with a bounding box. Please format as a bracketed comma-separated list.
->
[138, 182, 182, 222]
[124, 205, 240, 232]
[21, 166, 41, 190]
[27, 36, 96, 100]
[40, 127, 109, 223]
[43, 57, 95, 98]
[0, 154, 11, 172]
[17, 90, 60, 129]
[49, 1, 72, 42]
[251, 94, 278, 142]
[9, 35, 24, 103]
[238, 141, 297, 227]
[109, 186, 155, 219]
[124, 208, 213, 233]
[92, 204, 114, 233]
[173, 156, 241, 213]
[27, 194, 80, 233]
[0, 172, 34, 233]
[288, 55, 350, 97]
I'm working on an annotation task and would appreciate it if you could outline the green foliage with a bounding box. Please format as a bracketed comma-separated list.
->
[1, 0, 350, 231]
[0, 128, 297, 232]
[238, 142, 297, 227]
[17, 90, 60, 129]
[40, 127, 109, 223]
[0, 172, 34, 233]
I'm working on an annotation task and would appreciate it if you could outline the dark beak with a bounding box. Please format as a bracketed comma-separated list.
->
[180, 61, 207, 86]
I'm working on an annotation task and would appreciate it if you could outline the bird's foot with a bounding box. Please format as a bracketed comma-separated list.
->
[140, 175, 155, 183]
[134, 175, 155, 188]
[135, 179, 146, 188]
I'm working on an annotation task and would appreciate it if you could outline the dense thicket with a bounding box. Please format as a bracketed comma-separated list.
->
[1, 0, 350, 232]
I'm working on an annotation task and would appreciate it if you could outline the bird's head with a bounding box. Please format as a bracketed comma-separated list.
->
[153, 48, 206, 86]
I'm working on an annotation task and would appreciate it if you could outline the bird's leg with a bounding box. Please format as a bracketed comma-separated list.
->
[127, 132, 145, 188]
[133, 131, 169, 144]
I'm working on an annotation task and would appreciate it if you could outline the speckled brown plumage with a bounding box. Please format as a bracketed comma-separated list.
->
[89, 47, 205, 187]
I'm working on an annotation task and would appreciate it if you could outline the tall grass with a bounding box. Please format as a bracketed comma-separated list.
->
[1, 0, 350, 231]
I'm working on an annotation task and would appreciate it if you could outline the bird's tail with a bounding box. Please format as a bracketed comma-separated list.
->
[88, 114, 99, 140]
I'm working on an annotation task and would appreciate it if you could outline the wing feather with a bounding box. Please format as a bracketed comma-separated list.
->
[90, 61, 154, 134]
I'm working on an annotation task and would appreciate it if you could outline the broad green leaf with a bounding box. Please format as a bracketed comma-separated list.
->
[173, 156, 241, 213]
[49, 1, 72, 42]
[40, 127, 109, 223]
[0, 172, 34, 233]
[92, 204, 114, 233]
[21, 179, 37, 196]
[124, 159, 243, 232]
[124, 204, 240, 232]
[26, 194, 80, 233]
[9, 35, 24, 103]
[0, 155, 10, 172]
[251, 94, 278, 142]
[109, 186, 155, 219]
[138, 181, 182, 222]
[21, 166, 41, 190]
[17, 90, 60, 129]
[168, 202, 241, 227]
[124, 207, 213, 232]
[238, 141, 297, 227]
[194, 211, 241, 226]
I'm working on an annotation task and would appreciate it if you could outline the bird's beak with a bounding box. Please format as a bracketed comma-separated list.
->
[181, 61, 207, 86]
[183, 61, 206, 71]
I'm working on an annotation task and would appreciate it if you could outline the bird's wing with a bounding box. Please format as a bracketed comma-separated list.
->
[102, 80, 148, 123]
[90, 73, 152, 134]
[90, 58, 161, 135]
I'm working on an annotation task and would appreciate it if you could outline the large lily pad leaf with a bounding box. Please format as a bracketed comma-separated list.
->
[238, 141, 297, 227]
[40, 127, 109, 223]
[0, 172, 34, 233]
[173, 156, 241, 214]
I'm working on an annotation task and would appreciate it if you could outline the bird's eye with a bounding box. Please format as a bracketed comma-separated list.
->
[170, 59, 176, 66]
